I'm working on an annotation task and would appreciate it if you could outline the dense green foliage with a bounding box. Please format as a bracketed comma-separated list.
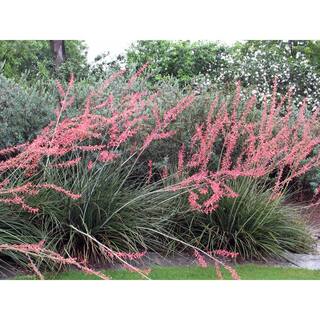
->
[126, 40, 320, 107]
[126, 40, 228, 87]
[125, 40, 320, 193]
[169, 178, 313, 261]
[0, 40, 89, 82]
[0, 74, 55, 148]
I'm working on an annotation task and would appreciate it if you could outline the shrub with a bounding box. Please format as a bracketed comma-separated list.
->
[0, 68, 201, 276]
[29, 159, 182, 263]
[126, 40, 229, 87]
[126, 40, 320, 110]
[217, 41, 320, 109]
[0, 68, 319, 278]
[0, 74, 55, 149]
[169, 178, 314, 260]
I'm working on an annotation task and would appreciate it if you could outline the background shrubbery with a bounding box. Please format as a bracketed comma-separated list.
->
[0, 41, 89, 82]
[0, 74, 55, 148]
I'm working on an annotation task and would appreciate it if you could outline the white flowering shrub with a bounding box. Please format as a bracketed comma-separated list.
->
[213, 42, 320, 110]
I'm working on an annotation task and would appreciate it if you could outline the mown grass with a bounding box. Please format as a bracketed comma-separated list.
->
[14, 264, 320, 280]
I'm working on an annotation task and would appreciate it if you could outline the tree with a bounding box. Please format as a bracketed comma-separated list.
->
[126, 40, 229, 87]
[50, 40, 66, 70]
[0, 40, 88, 82]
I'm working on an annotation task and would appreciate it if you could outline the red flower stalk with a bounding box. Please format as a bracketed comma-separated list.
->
[0, 143, 28, 156]
[193, 249, 208, 268]
[0, 196, 39, 214]
[177, 144, 185, 175]
[142, 95, 195, 149]
[207, 249, 239, 259]
[98, 150, 120, 163]
[87, 160, 94, 171]
[147, 160, 153, 183]
[50, 157, 82, 169]
[38, 184, 81, 200]
[0, 240, 109, 280]
[122, 264, 151, 276]
[104, 250, 147, 261]
[224, 264, 240, 280]
[127, 63, 149, 89]
[94, 94, 114, 110]
[214, 262, 223, 280]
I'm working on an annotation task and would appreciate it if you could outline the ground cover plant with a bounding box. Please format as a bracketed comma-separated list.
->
[0, 65, 320, 280]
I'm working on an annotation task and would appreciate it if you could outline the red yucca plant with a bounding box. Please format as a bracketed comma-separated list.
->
[0, 67, 319, 279]
[0, 239, 153, 280]
[0, 66, 201, 279]
[0, 241, 109, 280]
[168, 79, 320, 213]
[0, 68, 194, 213]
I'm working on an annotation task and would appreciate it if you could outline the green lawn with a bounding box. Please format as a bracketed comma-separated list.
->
[14, 264, 320, 280]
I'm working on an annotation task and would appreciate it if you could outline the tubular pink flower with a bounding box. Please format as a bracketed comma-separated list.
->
[38, 184, 81, 200]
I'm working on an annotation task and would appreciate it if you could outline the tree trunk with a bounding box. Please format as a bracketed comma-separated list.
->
[50, 40, 66, 70]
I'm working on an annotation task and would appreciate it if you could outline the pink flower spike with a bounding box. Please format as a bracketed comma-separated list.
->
[87, 160, 94, 171]
[147, 160, 153, 183]
[193, 249, 208, 268]
[127, 63, 149, 89]
[177, 144, 185, 175]
[38, 184, 81, 200]
[98, 151, 120, 163]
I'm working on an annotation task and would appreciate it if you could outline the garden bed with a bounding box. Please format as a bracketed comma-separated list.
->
[1, 58, 320, 281]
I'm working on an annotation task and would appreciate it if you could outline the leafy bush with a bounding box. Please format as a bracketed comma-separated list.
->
[217, 41, 320, 108]
[126, 40, 229, 87]
[0, 74, 56, 149]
